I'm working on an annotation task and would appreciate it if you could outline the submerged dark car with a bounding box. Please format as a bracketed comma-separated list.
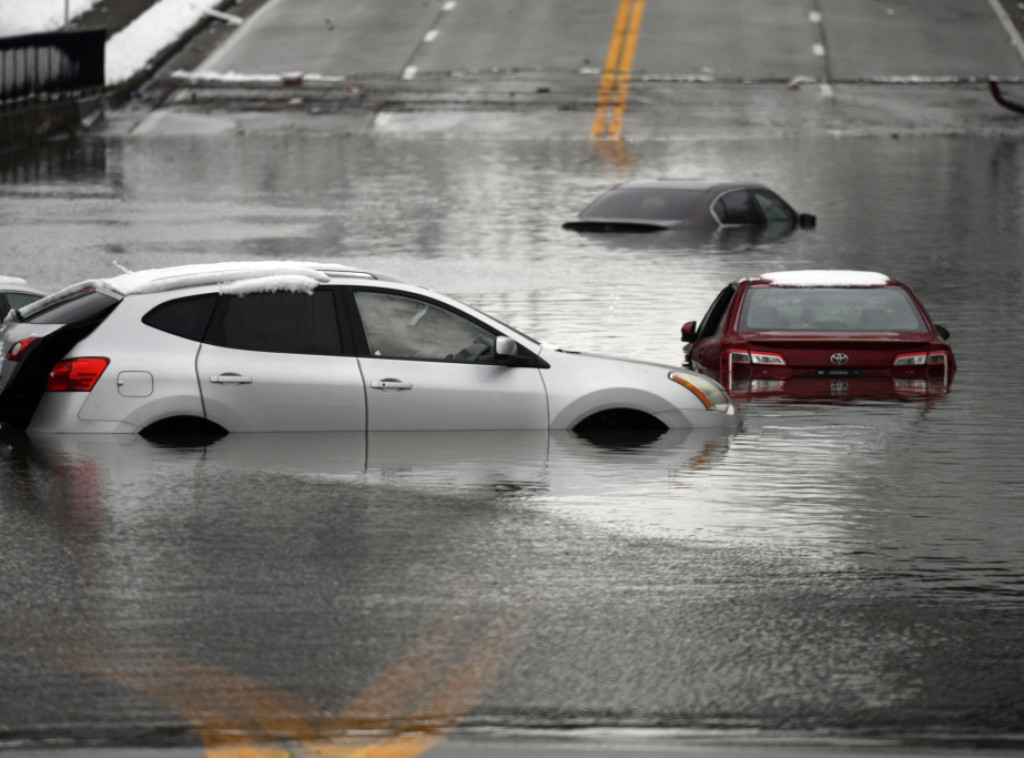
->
[563, 179, 816, 234]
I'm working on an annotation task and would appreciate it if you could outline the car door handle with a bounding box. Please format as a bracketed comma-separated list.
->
[210, 373, 253, 385]
[370, 378, 413, 391]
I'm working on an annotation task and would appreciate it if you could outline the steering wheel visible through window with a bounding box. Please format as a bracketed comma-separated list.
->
[354, 291, 497, 362]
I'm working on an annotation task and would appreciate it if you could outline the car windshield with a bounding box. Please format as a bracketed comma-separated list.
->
[581, 188, 706, 221]
[739, 286, 929, 332]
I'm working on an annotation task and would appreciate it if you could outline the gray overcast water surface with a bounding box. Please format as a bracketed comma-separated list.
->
[1, 129, 1023, 749]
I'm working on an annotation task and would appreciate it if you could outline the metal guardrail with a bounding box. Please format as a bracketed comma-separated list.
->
[0, 29, 105, 107]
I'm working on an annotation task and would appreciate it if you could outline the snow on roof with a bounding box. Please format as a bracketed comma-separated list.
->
[760, 270, 890, 287]
[14, 262, 361, 321]
[220, 274, 324, 297]
[104, 261, 338, 296]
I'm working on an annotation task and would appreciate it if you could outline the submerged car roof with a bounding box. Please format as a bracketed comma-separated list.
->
[612, 179, 766, 193]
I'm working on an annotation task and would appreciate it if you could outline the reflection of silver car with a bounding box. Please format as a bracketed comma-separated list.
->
[17, 427, 736, 504]
[0, 276, 43, 318]
[0, 262, 737, 435]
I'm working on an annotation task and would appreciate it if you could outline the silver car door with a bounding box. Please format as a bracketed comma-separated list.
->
[352, 290, 548, 431]
[196, 289, 366, 432]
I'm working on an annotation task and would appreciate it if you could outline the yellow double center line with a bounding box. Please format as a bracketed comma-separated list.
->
[11, 608, 525, 757]
[591, 0, 646, 140]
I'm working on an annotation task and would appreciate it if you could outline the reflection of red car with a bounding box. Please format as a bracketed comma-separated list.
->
[681, 270, 955, 399]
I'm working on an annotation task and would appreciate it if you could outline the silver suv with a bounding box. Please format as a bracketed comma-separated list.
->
[0, 262, 737, 436]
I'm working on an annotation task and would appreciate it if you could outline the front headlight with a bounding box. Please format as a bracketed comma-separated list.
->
[668, 371, 733, 413]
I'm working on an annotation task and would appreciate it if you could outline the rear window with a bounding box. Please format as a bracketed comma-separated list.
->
[582, 188, 705, 221]
[739, 286, 929, 332]
[24, 290, 119, 325]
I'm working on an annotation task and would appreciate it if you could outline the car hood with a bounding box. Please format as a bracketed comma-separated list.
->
[535, 344, 737, 424]
[538, 344, 680, 370]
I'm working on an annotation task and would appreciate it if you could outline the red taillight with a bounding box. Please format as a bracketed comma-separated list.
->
[893, 351, 951, 385]
[5, 337, 39, 361]
[721, 350, 787, 390]
[45, 358, 110, 392]
[893, 352, 929, 367]
[749, 351, 786, 366]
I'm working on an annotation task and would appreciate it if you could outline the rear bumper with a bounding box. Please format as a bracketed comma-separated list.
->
[28, 393, 139, 433]
[729, 375, 952, 402]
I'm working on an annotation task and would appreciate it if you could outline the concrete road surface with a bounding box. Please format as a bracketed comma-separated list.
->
[127, 0, 1024, 141]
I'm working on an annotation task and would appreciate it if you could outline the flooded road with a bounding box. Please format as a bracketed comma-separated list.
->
[2, 126, 1024, 754]
[4, 0, 1024, 746]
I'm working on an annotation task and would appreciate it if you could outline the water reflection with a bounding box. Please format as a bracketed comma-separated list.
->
[728, 376, 952, 405]
[0, 137, 108, 187]
[8, 396, 1019, 609]
[7, 427, 736, 502]
[563, 219, 804, 252]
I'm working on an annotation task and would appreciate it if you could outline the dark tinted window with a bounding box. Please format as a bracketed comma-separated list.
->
[752, 190, 796, 223]
[5, 292, 41, 310]
[143, 294, 218, 341]
[696, 285, 736, 339]
[582, 188, 706, 221]
[713, 190, 761, 224]
[25, 290, 119, 325]
[205, 290, 343, 355]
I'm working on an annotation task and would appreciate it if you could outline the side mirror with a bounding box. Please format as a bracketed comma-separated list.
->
[681, 321, 697, 343]
[495, 335, 517, 356]
[799, 213, 816, 229]
[936, 325, 950, 340]
[495, 335, 519, 363]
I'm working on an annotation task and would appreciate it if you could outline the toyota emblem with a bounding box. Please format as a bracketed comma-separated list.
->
[830, 353, 850, 366]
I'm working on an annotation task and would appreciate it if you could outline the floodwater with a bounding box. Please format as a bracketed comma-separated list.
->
[1, 127, 1024, 750]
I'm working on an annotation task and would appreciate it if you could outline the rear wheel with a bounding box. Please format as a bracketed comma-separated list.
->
[140, 416, 227, 445]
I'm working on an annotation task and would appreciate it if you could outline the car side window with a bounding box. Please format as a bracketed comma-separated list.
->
[205, 290, 344, 355]
[353, 290, 497, 362]
[752, 190, 796, 223]
[696, 285, 736, 339]
[5, 292, 40, 310]
[713, 190, 761, 225]
[143, 294, 218, 341]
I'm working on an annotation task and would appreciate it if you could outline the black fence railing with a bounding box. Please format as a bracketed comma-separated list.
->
[1, 29, 105, 107]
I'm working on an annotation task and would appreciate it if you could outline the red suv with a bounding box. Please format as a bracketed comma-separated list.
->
[681, 271, 955, 400]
